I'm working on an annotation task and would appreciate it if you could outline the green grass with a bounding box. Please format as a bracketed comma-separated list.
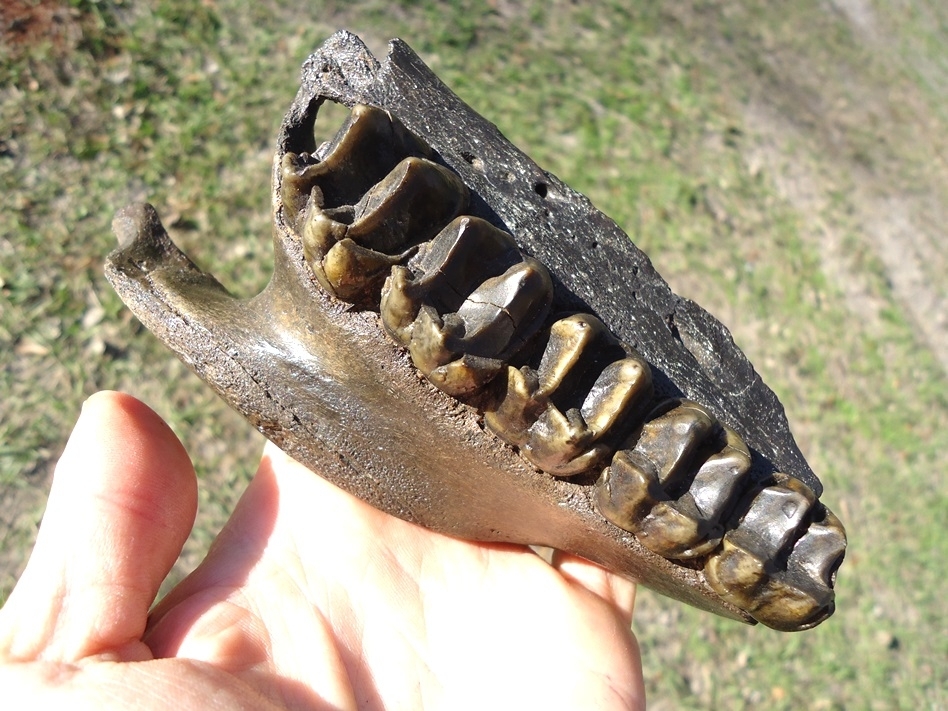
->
[1, 0, 945, 707]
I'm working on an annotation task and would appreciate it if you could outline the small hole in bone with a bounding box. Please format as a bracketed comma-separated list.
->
[460, 151, 485, 172]
[533, 181, 549, 198]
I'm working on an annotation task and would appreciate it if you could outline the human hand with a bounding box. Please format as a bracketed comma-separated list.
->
[0, 391, 644, 709]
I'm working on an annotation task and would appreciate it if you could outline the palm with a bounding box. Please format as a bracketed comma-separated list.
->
[0, 392, 644, 709]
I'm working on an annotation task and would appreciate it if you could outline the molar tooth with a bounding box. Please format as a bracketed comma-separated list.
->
[302, 156, 469, 303]
[298, 104, 434, 210]
[485, 313, 653, 476]
[345, 156, 469, 254]
[380, 216, 554, 397]
[631, 400, 716, 491]
[594, 402, 752, 559]
[729, 472, 817, 559]
[703, 475, 845, 631]
[791, 507, 847, 588]
[689, 426, 752, 521]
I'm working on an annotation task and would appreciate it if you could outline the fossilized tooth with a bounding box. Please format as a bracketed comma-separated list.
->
[381, 215, 554, 397]
[281, 103, 435, 220]
[595, 399, 752, 559]
[104, 31, 846, 631]
[704, 474, 846, 631]
[485, 313, 654, 476]
[287, 105, 470, 304]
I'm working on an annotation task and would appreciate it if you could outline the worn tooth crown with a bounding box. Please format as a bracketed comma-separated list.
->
[703, 474, 846, 631]
[279, 100, 846, 631]
[485, 313, 653, 476]
[594, 400, 752, 559]
[283, 104, 469, 303]
[281, 103, 434, 219]
[381, 215, 554, 397]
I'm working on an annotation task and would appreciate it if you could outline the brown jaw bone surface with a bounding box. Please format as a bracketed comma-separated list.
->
[105, 32, 846, 631]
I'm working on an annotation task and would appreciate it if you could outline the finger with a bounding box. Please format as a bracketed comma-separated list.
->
[145, 441, 360, 711]
[0, 391, 197, 663]
[550, 550, 638, 625]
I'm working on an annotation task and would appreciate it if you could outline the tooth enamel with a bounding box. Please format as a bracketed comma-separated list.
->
[703, 474, 845, 631]
[485, 313, 653, 476]
[300, 156, 470, 301]
[594, 400, 752, 558]
[380, 216, 553, 397]
[283, 104, 434, 213]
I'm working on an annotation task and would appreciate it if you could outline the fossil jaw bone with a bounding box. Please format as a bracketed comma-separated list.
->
[105, 31, 846, 632]
[281, 99, 846, 631]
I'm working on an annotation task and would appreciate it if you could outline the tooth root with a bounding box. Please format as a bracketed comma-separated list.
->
[704, 476, 844, 631]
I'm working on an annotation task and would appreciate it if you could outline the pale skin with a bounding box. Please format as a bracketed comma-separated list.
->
[0, 391, 645, 709]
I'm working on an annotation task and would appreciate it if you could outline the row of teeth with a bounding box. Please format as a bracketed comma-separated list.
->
[279, 103, 845, 631]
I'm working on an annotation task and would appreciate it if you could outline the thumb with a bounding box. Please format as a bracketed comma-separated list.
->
[0, 391, 197, 663]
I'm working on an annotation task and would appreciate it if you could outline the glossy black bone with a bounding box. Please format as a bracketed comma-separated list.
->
[595, 399, 752, 559]
[485, 313, 654, 476]
[381, 215, 554, 397]
[703, 474, 846, 631]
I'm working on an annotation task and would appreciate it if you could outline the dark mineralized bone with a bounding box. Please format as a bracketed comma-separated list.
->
[104, 31, 846, 631]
